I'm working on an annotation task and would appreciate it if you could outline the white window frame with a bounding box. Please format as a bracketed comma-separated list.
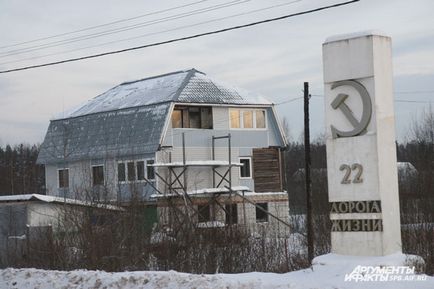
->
[117, 161, 127, 184]
[125, 160, 137, 182]
[254, 109, 267, 129]
[197, 203, 213, 223]
[229, 108, 267, 130]
[146, 159, 156, 181]
[229, 109, 242, 129]
[117, 159, 156, 183]
[136, 160, 146, 182]
[91, 164, 105, 186]
[239, 157, 252, 179]
[171, 106, 213, 130]
[57, 168, 70, 189]
[255, 202, 269, 223]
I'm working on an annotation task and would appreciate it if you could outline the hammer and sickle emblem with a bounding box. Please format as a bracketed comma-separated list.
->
[330, 80, 372, 139]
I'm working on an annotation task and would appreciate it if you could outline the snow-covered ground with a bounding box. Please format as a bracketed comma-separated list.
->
[1, 254, 433, 289]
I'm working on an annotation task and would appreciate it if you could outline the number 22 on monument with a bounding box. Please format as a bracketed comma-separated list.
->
[340, 163, 363, 184]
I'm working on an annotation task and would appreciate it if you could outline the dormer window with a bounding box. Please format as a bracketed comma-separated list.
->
[230, 109, 266, 129]
[171, 106, 213, 129]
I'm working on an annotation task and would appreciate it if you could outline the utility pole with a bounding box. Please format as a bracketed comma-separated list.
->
[304, 82, 314, 264]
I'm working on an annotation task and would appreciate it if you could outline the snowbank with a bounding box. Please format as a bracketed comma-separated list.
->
[1, 254, 433, 289]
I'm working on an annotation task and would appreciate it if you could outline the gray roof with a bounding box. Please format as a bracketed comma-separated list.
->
[38, 68, 272, 164]
[38, 103, 170, 163]
[57, 68, 271, 119]
[0, 194, 123, 210]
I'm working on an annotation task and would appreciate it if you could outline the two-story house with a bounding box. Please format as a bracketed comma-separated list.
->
[37, 68, 289, 230]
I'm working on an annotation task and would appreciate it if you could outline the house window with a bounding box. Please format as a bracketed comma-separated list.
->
[146, 160, 155, 180]
[171, 106, 212, 129]
[256, 110, 266, 128]
[172, 110, 182, 128]
[188, 107, 201, 128]
[117, 163, 126, 182]
[239, 157, 252, 179]
[137, 161, 145, 181]
[117, 159, 155, 182]
[201, 107, 212, 129]
[243, 111, 253, 128]
[256, 203, 269, 223]
[127, 162, 135, 181]
[230, 109, 240, 128]
[198, 204, 211, 223]
[230, 109, 266, 129]
[58, 169, 69, 188]
[225, 203, 238, 225]
[92, 165, 104, 186]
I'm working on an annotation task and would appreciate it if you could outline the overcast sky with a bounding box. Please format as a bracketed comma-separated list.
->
[0, 0, 433, 146]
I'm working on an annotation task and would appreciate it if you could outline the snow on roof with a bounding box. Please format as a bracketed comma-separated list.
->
[397, 162, 417, 172]
[54, 68, 271, 120]
[196, 221, 226, 228]
[0, 194, 123, 211]
[39, 68, 274, 164]
[242, 191, 287, 197]
[38, 102, 171, 163]
[56, 70, 190, 119]
[151, 186, 250, 198]
[152, 160, 243, 167]
[177, 71, 271, 106]
[151, 188, 288, 199]
[397, 162, 418, 178]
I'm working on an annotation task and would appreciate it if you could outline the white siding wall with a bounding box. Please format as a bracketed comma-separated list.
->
[213, 107, 229, 130]
[157, 105, 285, 194]
[27, 203, 62, 230]
[45, 159, 118, 201]
[155, 147, 243, 193]
[44, 165, 58, 195]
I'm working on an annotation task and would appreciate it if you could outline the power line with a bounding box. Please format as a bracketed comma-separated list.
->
[0, 0, 213, 50]
[306, 94, 434, 103]
[49, 87, 429, 151]
[0, 0, 249, 58]
[0, 0, 304, 66]
[395, 99, 434, 103]
[0, 0, 360, 74]
[42, 88, 432, 154]
[395, 90, 434, 94]
[276, 97, 304, 105]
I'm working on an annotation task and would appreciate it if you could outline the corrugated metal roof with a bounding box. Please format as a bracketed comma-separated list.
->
[0, 194, 123, 210]
[38, 103, 170, 163]
[54, 68, 271, 120]
[57, 70, 190, 119]
[38, 68, 273, 164]
[177, 72, 271, 105]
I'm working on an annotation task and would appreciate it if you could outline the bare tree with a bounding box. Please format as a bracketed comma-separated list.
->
[281, 117, 292, 143]
[409, 105, 434, 144]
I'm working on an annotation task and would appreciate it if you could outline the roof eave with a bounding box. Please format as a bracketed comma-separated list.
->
[173, 101, 273, 107]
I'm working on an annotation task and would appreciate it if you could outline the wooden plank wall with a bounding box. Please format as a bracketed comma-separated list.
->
[253, 148, 282, 192]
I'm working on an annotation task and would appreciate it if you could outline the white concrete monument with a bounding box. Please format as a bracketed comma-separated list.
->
[322, 31, 402, 256]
